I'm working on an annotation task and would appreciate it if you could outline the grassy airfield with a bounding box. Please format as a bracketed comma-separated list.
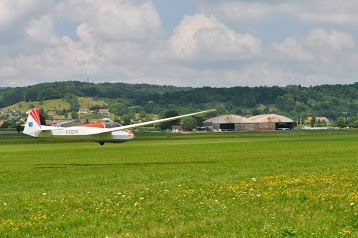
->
[0, 131, 357, 237]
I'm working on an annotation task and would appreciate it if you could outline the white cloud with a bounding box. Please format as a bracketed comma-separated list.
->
[57, 0, 162, 41]
[0, 0, 163, 87]
[273, 29, 355, 63]
[294, 1, 358, 26]
[1, 1, 358, 88]
[25, 15, 58, 46]
[201, 1, 289, 23]
[169, 14, 261, 61]
[0, 0, 54, 33]
[201, 0, 358, 26]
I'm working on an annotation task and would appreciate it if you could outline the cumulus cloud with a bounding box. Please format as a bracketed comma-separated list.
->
[0, 0, 49, 28]
[25, 15, 58, 46]
[293, 1, 358, 25]
[273, 29, 355, 63]
[169, 14, 261, 62]
[201, 1, 289, 22]
[1, 1, 358, 88]
[57, 0, 162, 41]
[0, 0, 163, 87]
[201, 0, 358, 26]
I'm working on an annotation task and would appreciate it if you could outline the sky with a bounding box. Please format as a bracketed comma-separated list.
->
[1, 0, 358, 88]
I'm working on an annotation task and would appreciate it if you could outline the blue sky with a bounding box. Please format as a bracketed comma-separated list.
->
[0, 0, 357, 88]
[153, 0, 198, 34]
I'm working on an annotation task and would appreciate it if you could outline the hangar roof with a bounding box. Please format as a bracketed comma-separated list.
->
[248, 114, 293, 123]
[204, 115, 250, 124]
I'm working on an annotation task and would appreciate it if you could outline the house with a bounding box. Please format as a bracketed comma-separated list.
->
[307, 116, 331, 126]
[78, 108, 90, 114]
[47, 110, 57, 116]
[98, 109, 110, 115]
[172, 124, 183, 132]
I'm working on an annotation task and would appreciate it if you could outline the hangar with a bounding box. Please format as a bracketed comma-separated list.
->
[203, 114, 294, 131]
[244, 114, 294, 131]
[203, 115, 250, 131]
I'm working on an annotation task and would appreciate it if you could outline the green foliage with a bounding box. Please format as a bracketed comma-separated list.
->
[0, 120, 13, 128]
[310, 116, 316, 127]
[1, 81, 358, 121]
[64, 93, 80, 113]
[159, 110, 179, 130]
[121, 114, 132, 125]
[181, 116, 198, 131]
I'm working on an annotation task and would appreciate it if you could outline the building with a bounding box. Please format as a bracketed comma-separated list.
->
[47, 110, 57, 116]
[245, 114, 294, 130]
[98, 109, 110, 115]
[307, 116, 331, 126]
[203, 114, 294, 131]
[78, 108, 89, 114]
[203, 115, 250, 131]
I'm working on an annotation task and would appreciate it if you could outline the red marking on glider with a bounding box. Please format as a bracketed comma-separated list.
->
[82, 123, 105, 128]
[30, 108, 41, 127]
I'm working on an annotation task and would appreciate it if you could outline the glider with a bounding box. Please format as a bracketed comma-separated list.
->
[23, 108, 216, 145]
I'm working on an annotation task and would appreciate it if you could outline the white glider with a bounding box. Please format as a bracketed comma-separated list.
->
[23, 108, 216, 145]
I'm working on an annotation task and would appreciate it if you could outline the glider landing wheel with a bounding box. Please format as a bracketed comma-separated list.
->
[99, 142, 105, 146]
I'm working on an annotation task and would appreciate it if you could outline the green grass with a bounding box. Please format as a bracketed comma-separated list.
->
[1, 99, 71, 113]
[0, 97, 106, 113]
[78, 97, 107, 109]
[0, 131, 357, 237]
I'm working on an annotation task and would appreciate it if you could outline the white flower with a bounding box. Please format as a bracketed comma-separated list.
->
[42, 193, 47, 196]
[252, 178, 257, 182]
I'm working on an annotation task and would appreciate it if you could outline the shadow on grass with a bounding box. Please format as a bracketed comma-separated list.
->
[34, 161, 217, 168]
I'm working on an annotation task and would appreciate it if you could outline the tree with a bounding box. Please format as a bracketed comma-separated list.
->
[71, 111, 78, 119]
[159, 110, 179, 130]
[181, 117, 197, 131]
[16, 123, 24, 133]
[349, 120, 358, 128]
[1, 121, 12, 128]
[335, 118, 346, 128]
[40, 114, 46, 125]
[121, 114, 132, 125]
[310, 117, 316, 127]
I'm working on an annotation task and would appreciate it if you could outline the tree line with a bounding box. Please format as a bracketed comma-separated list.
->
[1, 81, 358, 125]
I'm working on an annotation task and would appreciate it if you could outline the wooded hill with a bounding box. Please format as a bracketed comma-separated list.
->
[1, 81, 358, 122]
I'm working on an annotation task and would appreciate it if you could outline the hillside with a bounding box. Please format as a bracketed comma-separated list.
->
[1, 97, 107, 114]
[1, 81, 358, 122]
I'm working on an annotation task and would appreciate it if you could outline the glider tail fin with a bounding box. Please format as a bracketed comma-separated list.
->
[23, 108, 42, 137]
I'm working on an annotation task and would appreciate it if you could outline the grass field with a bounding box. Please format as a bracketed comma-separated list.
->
[0, 97, 107, 114]
[0, 131, 357, 237]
